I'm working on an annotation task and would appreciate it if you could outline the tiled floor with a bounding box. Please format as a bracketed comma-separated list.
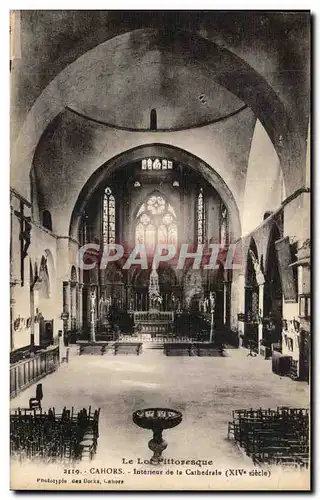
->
[10, 346, 310, 490]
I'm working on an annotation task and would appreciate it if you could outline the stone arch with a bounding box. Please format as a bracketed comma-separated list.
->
[263, 223, 283, 345]
[242, 119, 284, 236]
[243, 237, 260, 347]
[245, 237, 259, 287]
[34, 255, 51, 299]
[69, 143, 242, 243]
[13, 28, 305, 202]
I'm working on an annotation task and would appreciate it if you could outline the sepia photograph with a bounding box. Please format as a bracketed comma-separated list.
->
[9, 9, 311, 491]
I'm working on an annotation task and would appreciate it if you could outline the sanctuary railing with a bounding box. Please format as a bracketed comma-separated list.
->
[10, 345, 59, 398]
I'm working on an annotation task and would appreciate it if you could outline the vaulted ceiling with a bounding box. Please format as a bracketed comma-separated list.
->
[10, 11, 310, 237]
[12, 10, 310, 136]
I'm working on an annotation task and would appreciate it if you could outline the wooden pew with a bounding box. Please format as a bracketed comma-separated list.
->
[77, 341, 110, 355]
[194, 343, 225, 357]
[113, 342, 142, 355]
[163, 343, 192, 356]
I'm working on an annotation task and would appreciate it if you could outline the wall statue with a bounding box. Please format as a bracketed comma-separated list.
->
[249, 249, 265, 285]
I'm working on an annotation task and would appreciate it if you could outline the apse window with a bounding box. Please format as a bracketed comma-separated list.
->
[135, 194, 178, 250]
[141, 158, 173, 170]
[103, 187, 116, 246]
[197, 188, 206, 244]
[220, 202, 229, 247]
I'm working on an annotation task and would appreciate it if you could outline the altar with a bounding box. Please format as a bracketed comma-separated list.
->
[133, 311, 174, 337]
[131, 268, 174, 337]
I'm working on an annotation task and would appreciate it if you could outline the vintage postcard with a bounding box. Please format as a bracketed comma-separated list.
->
[9, 10, 311, 491]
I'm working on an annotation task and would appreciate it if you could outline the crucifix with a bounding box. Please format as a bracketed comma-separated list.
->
[14, 201, 31, 286]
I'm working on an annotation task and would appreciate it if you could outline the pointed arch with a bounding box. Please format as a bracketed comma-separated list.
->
[135, 191, 178, 248]
[245, 237, 259, 287]
[69, 144, 241, 242]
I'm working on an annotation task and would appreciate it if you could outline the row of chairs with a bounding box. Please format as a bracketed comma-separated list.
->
[10, 406, 100, 463]
[228, 407, 309, 468]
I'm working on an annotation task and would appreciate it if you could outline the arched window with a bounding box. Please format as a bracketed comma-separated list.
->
[150, 109, 157, 131]
[103, 187, 116, 246]
[141, 158, 173, 170]
[135, 194, 178, 250]
[263, 211, 273, 220]
[220, 201, 228, 247]
[196, 188, 206, 244]
[42, 210, 52, 231]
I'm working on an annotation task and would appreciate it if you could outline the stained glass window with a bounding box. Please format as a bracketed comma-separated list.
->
[168, 224, 178, 245]
[135, 222, 144, 244]
[141, 158, 173, 170]
[158, 225, 167, 244]
[135, 194, 178, 248]
[197, 188, 206, 244]
[103, 187, 116, 246]
[147, 196, 165, 215]
[220, 202, 228, 247]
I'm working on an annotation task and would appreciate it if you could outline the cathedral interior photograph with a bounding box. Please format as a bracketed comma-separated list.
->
[9, 10, 311, 490]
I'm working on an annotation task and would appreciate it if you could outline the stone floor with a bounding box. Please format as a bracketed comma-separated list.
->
[10, 345, 310, 491]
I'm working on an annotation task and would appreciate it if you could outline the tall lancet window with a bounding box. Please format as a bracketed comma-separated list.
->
[103, 187, 116, 246]
[135, 195, 178, 251]
[197, 188, 206, 244]
[220, 201, 228, 247]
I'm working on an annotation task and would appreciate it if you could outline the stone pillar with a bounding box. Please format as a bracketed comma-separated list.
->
[10, 195, 21, 352]
[63, 280, 71, 332]
[10, 286, 17, 351]
[70, 281, 77, 330]
[258, 283, 265, 350]
[77, 283, 83, 330]
[34, 320, 40, 346]
[249, 252, 265, 352]
[223, 281, 232, 326]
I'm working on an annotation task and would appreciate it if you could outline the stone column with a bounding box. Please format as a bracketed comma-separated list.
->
[63, 280, 71, 332]
[250, 253, 265, 352]
[70, 281, 77, 330]
[257, 282, 265, 351]
[236, 273, 245, 344]
[10, 286, 17, 351]
[223, 281, 229, 326]
[77, 283, 83, 330]
[10, 195, 21, 351]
